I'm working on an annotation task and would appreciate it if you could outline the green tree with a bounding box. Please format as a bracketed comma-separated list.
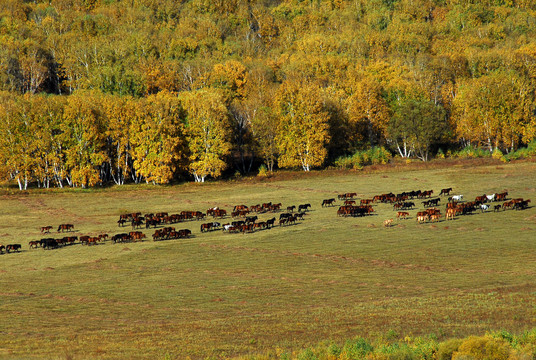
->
[388, 97, 448, 161]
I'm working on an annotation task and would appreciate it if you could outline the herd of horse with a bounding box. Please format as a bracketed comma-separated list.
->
[1, 185, 532, 255]
[2, 201, 311, 254]
[321, 188, 531, 227]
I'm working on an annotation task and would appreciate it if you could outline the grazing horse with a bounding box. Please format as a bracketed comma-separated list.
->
[475, 195, 487, 204]
[494, 205, 502, 212]
[503, 200, 515, 210]
[266, 217, 276, 228]
[383, 219, 393, 227]
[178, 229, 192, 238]
[245, 216, 258, 224]
[6, 244, 21, 253]
[294, 212, 306, 220]
[57, 224, 74, 232]
[42, 238, 58, 249]
[480, 204, 490, 212]
[321, 199, 335, 207]
[420, 190, 434, 198]
[206, 207, 219, 216]
[200, 223, 213, 232]
[445, 208, 456, 220]
[223, 224, 236, 232]
[440, 188, 453, 196]
[397, 211, 409, 219]
[416, 212, 429, 223]
[253, 222, 266, 230]
[495, 192, 508, 201]
[29, 240, 40, 248]
[514, 199, 531, 210]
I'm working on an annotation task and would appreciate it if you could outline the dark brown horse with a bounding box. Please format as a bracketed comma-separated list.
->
[321, 198, 335, 207]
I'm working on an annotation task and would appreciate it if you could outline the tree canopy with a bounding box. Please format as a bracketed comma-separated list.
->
[1, 0, 536, 188]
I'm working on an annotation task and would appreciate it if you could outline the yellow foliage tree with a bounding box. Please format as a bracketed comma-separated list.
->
[0, 92, 35, 190]
[275, 81, 330, 171]
[346, 74, 390, 148]
[180, 88, 232, 182]
[61, 91, 107, 188]
[129, 91, 186, 184]
[453, 71, 534, 152]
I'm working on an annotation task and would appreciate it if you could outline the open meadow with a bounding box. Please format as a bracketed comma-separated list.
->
[1, 160, 536, 359]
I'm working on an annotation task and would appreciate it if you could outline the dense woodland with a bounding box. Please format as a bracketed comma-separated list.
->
[1, 0, 536, 189]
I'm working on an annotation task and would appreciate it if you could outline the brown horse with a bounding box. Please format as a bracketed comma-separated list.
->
[41, 226, 53, 233]
[29, 240, 40, 248]
[57, 224, 74, 232]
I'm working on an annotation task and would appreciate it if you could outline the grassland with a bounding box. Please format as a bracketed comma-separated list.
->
[1, 160, 536, 360]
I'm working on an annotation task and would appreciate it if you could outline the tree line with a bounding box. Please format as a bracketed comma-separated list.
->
[1, 0, 536, 189]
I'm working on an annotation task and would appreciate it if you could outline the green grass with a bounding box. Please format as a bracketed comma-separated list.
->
[1, 161, 536, 359]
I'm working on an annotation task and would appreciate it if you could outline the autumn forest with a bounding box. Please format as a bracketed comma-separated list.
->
[1, 0, 536, 189]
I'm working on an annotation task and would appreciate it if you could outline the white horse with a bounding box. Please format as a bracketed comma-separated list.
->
[480, 204, 490, 212]
[486, 194, 496, 202]
[452, 195, 463, 202]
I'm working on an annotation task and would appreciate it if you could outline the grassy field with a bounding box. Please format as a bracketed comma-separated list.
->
[1, 160, 536, 359]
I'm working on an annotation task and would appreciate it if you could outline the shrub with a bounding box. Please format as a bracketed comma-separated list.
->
[326, 343, 342, 359]
[436, 339, 463, 360]
[505, 141, 536, 161]
[371, 147, 392, 165]
[492, 148, 503, 159]
[334, 147, 391, 169]
[339, 337, 374, 359]
[257, 164, 269, 178]
[452, 336, 511, 360]
[452, 146, 491, 159]
[297, 348, 318, 360]
[375, 343, 420, 360]
[334, 156, 355, 170]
